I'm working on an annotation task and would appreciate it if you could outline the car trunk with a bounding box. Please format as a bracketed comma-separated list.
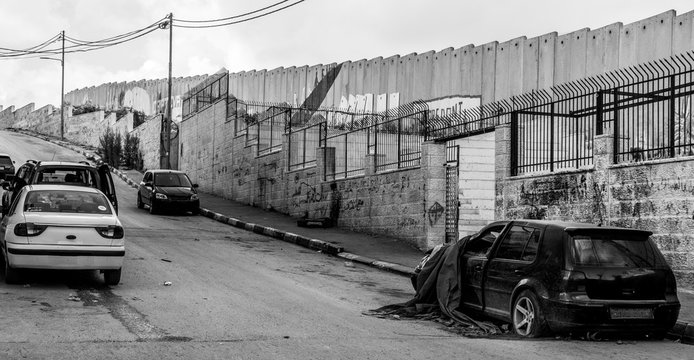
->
[23, 213, 118, 247]
[582, 267, 667, 300]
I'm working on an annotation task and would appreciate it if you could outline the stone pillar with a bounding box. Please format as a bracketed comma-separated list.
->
[421, 141, 447, 250]
[494, 123, 511, 220]
[592, 133, 613, 226]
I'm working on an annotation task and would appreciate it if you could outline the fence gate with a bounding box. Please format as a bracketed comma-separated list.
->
[445, 144, 460, 243]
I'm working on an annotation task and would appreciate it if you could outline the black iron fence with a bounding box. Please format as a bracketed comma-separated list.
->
[371, 102, 429, 172]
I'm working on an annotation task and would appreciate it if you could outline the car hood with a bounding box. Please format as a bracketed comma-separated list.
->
[155, 186, 197, 196]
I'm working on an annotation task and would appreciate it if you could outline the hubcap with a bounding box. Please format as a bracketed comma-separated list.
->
[513, 297, 535, 336]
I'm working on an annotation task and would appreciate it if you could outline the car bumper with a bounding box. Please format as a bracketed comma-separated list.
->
[542, 297, 681, 333]
[153, 198, 199, 212]
[7, 243, 124, 270]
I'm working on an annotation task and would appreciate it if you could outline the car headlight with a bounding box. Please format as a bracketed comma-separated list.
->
[155, 193, 168, 200]
[190, 194, 199, 200]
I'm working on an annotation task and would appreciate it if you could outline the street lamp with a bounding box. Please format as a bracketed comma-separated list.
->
[40, 30, 65, 140]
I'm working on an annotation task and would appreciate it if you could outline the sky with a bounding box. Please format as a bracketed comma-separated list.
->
[1, 0, 693, 110]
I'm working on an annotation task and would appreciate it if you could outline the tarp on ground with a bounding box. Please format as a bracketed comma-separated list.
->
[363, 238, 504, 337]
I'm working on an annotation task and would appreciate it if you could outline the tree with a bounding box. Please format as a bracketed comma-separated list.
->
[98, 128, 122, 168]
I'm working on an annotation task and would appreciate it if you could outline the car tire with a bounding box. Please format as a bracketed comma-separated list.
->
[104, 269, 121, 286]
[512, 290, 547, 338]
[191, 207, 199, 215]
[136, 194, 144, 209]
[4, 250, 19, 285]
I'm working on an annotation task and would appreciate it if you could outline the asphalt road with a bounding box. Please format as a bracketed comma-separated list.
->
[0, 130, 692, 359]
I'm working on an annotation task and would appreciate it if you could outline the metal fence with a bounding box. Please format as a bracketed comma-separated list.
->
[322, 109, 386, 180]
[596, 56, 694, 163]
[371, 103, 429, 172]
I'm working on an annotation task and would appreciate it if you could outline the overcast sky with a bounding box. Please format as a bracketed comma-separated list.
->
[1, 0, 693, 109]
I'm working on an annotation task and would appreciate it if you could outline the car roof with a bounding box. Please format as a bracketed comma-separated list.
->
[509, 219, 652, 235]
[0, 153, 11, 158]
[35, 161, 95, 168]
[148, 169, 187, 174]
[24, 184, 103, 194]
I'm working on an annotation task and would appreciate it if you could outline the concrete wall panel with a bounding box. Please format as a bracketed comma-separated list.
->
[414, 51, 435, 101]
[494, 40, 511, 101]
[433, 48, 453, 98]
[452, 45, 474, 96]
[481, 42, 498, 104]
[673, 10, 694, 55]
[508, 37, 526, 97]
[522, 37, 539, 93]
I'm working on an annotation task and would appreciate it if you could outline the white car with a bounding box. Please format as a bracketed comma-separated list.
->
[0, 184, 124, 285]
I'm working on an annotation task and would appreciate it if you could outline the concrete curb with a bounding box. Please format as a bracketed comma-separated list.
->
[668, 321, 694, 344]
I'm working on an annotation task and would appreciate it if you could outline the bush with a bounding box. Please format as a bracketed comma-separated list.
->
[123, 133, 144, 171]
[98, 128, 122, 168]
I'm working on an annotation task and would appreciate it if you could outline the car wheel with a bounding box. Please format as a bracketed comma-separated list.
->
[149, 201, 156, 215]
[191, 207, 199, 215]
[136, 194, 144, 209]
[512, 290, 547, 338]
[104, 269, 121, 286]
[4, 250, 19, 285]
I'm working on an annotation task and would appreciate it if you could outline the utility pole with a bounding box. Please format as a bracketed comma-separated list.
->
[60, 30, 65, 140]
[161, 13, 173, 169]
[40, 30, 65, 140]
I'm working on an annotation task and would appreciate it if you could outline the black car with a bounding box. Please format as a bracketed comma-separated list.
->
[450, 220, 679, 337]
[137, 170, 199, 215]
[0, 153, 15, 181]
[1, 160, 118, 216]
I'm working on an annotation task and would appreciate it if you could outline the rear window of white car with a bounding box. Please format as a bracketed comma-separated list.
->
[23, 190, 112, 214]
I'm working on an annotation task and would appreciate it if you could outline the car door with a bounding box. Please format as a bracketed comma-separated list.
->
[459, 223, 508, 311]
[140, 171, 153, 205]
[98, 164, 118, 214]
[483, 224, 542, 318]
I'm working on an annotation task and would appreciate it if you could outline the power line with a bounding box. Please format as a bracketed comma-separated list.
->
[175, 0, 291, 23]
[173, 0, 305, 29]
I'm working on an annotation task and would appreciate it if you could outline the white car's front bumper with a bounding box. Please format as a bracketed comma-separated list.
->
[7, 243, 124, 270]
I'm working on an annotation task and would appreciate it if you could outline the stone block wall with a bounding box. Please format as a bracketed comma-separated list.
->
[130, 114, 162, 172]
[496, 130, 694, 284]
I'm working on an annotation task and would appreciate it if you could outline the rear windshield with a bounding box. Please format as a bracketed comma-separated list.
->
[24, 190, 112, 214]
[570, 233, 666, 268]
[37, 168, 98, 188]
[0, 157, 12, 167]
[154, 173, 192, 187]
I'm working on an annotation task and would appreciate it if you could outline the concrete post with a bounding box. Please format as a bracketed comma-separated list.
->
[592, 133, 613, 226]
[494, 123, 512, 220]
[421, 141, 447, 250]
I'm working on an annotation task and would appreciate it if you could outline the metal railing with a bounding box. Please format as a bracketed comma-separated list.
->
[371, 102, 429, 172]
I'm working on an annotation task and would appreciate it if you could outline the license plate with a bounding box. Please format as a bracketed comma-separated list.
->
[609, 307, 653, 319]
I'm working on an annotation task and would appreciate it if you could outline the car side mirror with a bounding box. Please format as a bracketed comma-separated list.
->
[1, 181, 9, 190]
[193, 184, 199, 188]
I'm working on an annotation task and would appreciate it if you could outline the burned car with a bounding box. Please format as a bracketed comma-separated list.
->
[414, 220, 680, 338]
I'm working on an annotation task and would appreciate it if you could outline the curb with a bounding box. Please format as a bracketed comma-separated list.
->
[668, 321, 694, 344]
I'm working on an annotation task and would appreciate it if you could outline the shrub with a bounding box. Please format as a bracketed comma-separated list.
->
[98, 128, 122, 168]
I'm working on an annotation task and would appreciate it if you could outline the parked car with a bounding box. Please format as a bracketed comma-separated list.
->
[137, 170, 199, 215]
[0, 153, 15, 181]
[0, 184, 124, 285]
[422, 220, 680, 338]
[1, 160, 117, 217]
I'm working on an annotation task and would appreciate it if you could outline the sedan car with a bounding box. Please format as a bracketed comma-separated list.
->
[0, 184, 124, 285]
[0, 153, 15, 181]
[137, 170, 199, 215]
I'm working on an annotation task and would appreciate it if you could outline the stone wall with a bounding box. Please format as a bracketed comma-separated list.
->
[496, 125, 694, 284]
[179, 98, 445, 249]
[130, 114, 162, 172]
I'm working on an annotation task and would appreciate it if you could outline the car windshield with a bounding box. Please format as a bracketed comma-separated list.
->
[154, 173, 192, 187]
[570, 233, 666, 268]
[23, 190, 112, 214]
[37, 168, 96, 187]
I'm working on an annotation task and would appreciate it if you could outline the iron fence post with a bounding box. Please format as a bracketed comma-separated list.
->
[669, 75, 676, 158]
[550, 103, 555, 172]
[613, 89, 620, 164]
[596, 91, 604, 136]
[511, 111, 518, 176]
